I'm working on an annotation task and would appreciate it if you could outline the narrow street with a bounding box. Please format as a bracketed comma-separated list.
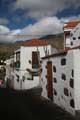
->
[0, 88, 76, 120]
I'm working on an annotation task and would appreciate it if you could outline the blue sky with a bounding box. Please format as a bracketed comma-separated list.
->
[0, 0, 80, 42]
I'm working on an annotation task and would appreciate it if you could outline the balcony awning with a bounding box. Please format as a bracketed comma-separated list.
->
[26, 68, 41, 74]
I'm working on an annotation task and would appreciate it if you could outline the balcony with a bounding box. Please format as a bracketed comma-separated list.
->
[10, 61, 20, 71]
[15, 61, 20, 70]
[26, 67, 42, 77]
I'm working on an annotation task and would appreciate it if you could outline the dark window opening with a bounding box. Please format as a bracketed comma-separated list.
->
[32, 51, 40, 69]
[16, 52, 20, 62]
[29, 60, 31, 64]
[70, 78, 74, 88]
[78, 36, 80, 39]
[53, 66, 56, 72]
[70, 99, 74, 108]
[64, 88, 69, 96]
[72, 69, 74, 77]
[61, 58, 66, 66]
[16, 75, 19, 82]
[71, 41, 73, 46]
[54, 89, 57, 96]
[40, 60, 42, 64]
[45, 75, 47, 78]
[62, 74, 66, 80]
[53, 77, 57, 83]
[73, 37, 76, 40]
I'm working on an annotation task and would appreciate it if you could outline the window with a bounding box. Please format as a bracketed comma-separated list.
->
[54, 89, 57, 96]
[22, 76, 25, 82]
[62, 74, 66, 80]
[71, 41, 73, 46]
[61, 58, 66, 66]
[45, 75, 47, 78]
[70, 99, 74, 108]
[16, 52, 20, 62]
[73, 37, 76, 40]
[70, 78, 74, 88]
[53, 77, 57, 83]
[64, 88, 69, 96]
[53, 66, 56, 72]
[16, 61, 20, 69]
[28, 60, 31, 64]
[78, 36, 80, 39]
[32, 51, 40, 69]
[40, 60, 42, 64]
[72, 69, 74, 77]
[16, 75, 19, 82]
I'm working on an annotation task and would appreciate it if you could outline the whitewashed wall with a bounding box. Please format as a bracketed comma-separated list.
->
[52, 51, 75, 115]
[70, 23, 80, 48]
[11, 44, 52, 90]
[20, 45, 51, 89]
[73, 49, 80, 110]
[64, 23, 80, 48]
[41, 49, 79, 115]
[5, 59, 11, 79]
[40, 59, 48, 99]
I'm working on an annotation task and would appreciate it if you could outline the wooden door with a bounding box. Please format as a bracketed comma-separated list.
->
[46, 61, 53, 100]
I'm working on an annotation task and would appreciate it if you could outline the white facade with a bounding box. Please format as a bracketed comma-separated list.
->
[63, 22, 80, 49]
[70, 23, 80, 48]
[64, 24, 73, 48]
[5, 43, 56, 90]
[41, 48, 80, 115]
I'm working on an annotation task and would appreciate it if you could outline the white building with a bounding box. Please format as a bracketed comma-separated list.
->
[63, 21, 80, 49]
[41, 45, 80, 116]
[5, 56, 15, 88]
[41, 21, 80, 116]
[5, 39, 57, 90]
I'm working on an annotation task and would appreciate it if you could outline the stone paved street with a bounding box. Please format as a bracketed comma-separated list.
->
[0, 88, 76, 120]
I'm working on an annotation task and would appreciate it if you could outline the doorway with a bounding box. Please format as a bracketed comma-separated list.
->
[46, 61, 53, 100]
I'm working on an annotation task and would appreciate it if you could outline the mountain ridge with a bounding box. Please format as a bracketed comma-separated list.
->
[0, 33, 64, 61]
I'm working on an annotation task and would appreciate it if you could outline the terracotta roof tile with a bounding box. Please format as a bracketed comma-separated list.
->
[24, 39, 49, 46]
[64, 21, 80, 28]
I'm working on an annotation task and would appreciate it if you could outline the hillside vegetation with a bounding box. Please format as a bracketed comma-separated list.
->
[0, 33, 64, 61]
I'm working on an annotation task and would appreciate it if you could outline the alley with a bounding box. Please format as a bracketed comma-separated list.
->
[0, 88, 76, 120]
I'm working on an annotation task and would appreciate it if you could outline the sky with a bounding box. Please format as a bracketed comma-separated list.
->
[0, 0, 80, 42]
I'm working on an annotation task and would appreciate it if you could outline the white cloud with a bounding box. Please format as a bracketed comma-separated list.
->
[0, 18, 9, 25]
[0, 25, 10, 34]
[6, 29, 21, 42]
[0, 15, 80, 43]
[21, 17, 63, 38]
[0, 17, 63, 42]
[0, 25, 21, 42]
[13, 0, 80, 19]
